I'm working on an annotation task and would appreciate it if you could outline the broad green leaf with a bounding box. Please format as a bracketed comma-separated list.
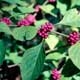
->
[2, 5, 16, 11]
[41, 5, 54, 13]
[0, 40, 6, 65]
[20, 42, 45, 80]
[71, 0, 80, 7]
[62, 59, 79, 77]
[61, 75, 72, 80]
[3, 0, 21, 4]
[5, 52, 22, 64]
[0, 22, 12, 34]
[12, 26, 37, 41]
[45, 35, 59, 50]
[69, 42, 80, 69]
[46, 52, 65, 60]
[57, 0, 67, 15]
[41, 5, 56, 17]
[10, 11, 24, 19]
[17, 6, 34, 14]
[59, 9, 80, 27]
[17, 1, 28, 6]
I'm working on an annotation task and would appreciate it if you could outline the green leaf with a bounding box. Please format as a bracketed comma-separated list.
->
[57, 0, 67, 15]
[17, 6, 34, 14]
[45, 35, 59, 50]
[3, 0, 21, 4]
[62, 59, 79, 77]
[69, 42, 80, 69]
[72, 72, 80, 80]
[59, 9, 80, 27]
[46, 52, 65, 60]
[5, 52, 22, 64]
[35, 19, 48, 28]
[20, 42, 45, 80]
[12, 26, 37, 41]
[2, 5, 16, 11]
[61, 75, 72, 80]
[0, 22, 12, 34]
[71, 0, 80, 7]
[41, 5, 56, 17]
[0, 40, 6, 65]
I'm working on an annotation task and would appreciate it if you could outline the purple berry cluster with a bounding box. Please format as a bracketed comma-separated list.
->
[67, 31, 80, 45]
[38, 22, 53, 38]
[52, 69, 61, 80]
[0, 17, 12, 25]
[48, 0, 56, 3]
[17, 14, 36, 27]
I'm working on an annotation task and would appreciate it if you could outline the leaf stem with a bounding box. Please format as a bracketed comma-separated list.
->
[43, 0, 48, 5]
[50, 31, 68, 38]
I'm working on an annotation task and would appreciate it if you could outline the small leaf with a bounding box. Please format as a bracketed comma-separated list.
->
[2, 5, 16, 11]
[3, 0, 21, 4]
[5, 52, 22, 64]
[59, 9, 80, 27]
[46, 52, 65, 60]
[57, 0, 67, 15]
[17, 6, 34, 14]
[45, 35, 59, 50]
[71, 0, 80, 7]
[0, 40, 6, 65]
[12, 26, 37, 41]
[69, 42, 80, 69]
[0, 22, 12, 34]
[20, 42, 45, 80]
[41, 5, 56, 17]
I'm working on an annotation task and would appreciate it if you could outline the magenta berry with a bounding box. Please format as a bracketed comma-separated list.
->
[35, 5, 41, 12]
[38, 22, 53, 38]
[67, 31, 80, 45]
[0, 17, 12, 25]
[17, 14, 36, 27]
[48, 0, 56, 3]
[25, 14, 36, 24]
[17, 19, 30, 26]
[52, 69, 61, 80]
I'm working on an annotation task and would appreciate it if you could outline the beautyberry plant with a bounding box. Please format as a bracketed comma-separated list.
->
[0, 0, 80, 80]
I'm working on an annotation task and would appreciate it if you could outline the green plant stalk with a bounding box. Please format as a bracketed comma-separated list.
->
[50, 31, 68, 38]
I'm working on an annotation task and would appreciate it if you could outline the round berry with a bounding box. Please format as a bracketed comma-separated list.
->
[25, 14, 36, 24]
[38, 22, 53, 38]
[0, 17, 12, 25]
[52, 69, 61, 80]
[67, 31, 80, 45]
[17, 19, 30, 26]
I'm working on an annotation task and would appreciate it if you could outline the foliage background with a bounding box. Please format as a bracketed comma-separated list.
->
[0, 0, 80, 80]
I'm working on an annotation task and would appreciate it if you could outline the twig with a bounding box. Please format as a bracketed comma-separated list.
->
[50, 31, 68, 38]
[0, 64, 20, 71]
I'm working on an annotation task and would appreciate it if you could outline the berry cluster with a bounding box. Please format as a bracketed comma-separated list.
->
[38, 22, 53, 38]
[0, 17, 12, 25]
[17, 14, 36, 27]
[67, 31, 80, 45]
[52, 69, 61, 80]
[48, 0, 56, 3]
